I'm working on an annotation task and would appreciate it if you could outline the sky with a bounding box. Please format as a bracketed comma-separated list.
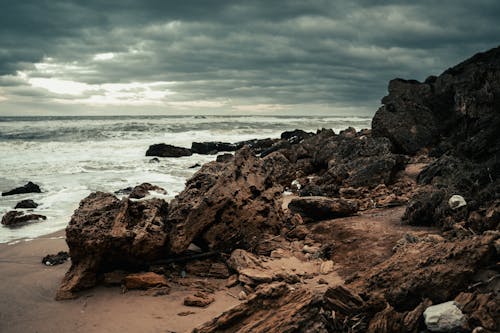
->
[0, 1, 499, 116]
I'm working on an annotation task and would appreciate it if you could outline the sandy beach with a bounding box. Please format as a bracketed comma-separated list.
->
[0, 231, 241, 333]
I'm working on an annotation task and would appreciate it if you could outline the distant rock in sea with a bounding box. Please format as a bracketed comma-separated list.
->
[2, 181, 41, 196]
[1, 211, 46, 226]
[146, 143, 192, 157]
[14, 199, 39, 209]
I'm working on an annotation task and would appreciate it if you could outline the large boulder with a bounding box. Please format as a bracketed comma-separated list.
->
[146, 143, 192, 157]
[2, 181, 41, 196]
[14, 199, 39, 209]
[191, 141, 238, 154]
[288, 197, 358, 222]
[56, 192, 169, 299]
[1, 211, 46, 226]
[167, 147, 286, 254]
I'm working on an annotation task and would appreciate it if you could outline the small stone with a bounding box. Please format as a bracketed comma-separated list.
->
[318, 278, 329, 285]
[226, 274, 239, 288]
[183, 292, 215, 307]
[448, 195, 467, 210]
[177, 311, 196, 316]
[238, 290, 248, 300]
[423, 301, 466, 332]
[319, 260, 334, 275]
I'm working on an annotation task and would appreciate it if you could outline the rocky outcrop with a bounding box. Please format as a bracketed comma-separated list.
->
[146, 143, 192, 157]
[14, 199, 39, 209]
[1, 211, 46, 226]
[2, 181, 41, 196]
[167, 147, 287, 254]
[288, 196, 358, 222]
[191, 141, 238, 154]
[56, 192, 169, 299]
[128, 183, 167, 199]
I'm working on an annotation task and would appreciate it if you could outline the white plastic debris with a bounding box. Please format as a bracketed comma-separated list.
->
[448, 195, 467, 210]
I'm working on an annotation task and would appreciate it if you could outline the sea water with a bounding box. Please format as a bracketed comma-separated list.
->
[0, 115, 371, 243]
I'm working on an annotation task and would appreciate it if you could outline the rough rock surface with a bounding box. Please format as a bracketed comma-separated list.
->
[42, 251, 70, 266]
[423, 301, 466, 332]
[128, 183, 167, 199]
[56, 192, 169, 299]
[14, 199, 39, 209]
[146, 143, 192, 157]
[2, 181, 41, 196]
[288, 196, 358, 222]
[1, 211, 46, 226]
[167, 147, 286, 254]
[184, 292, 215, 307]
[123, 272, 169, 290]
[191, 141, 238, 154]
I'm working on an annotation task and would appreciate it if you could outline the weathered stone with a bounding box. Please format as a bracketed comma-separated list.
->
[423, 301, 466, 332]
[146, 143, 192, 157]
[2, 181, 41, 196]
[1, 211, 46, 226]
[42, 251, 69, 266]
[14, 199, 39, 209]
[184, 292, 215, 307]
[124, 272, 169, 290]
[288, 196, 358, 222]
[128, 183, 167, 199]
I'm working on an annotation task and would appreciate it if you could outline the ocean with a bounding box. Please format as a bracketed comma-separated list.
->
[0, 115, 371, 243]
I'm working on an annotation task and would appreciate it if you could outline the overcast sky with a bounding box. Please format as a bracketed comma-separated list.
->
[0, 1, 499, 116]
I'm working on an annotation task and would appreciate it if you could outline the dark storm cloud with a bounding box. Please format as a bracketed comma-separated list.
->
[0, 0, 499, 114]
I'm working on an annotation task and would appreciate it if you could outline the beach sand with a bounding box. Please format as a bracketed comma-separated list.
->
[0, 231, 240, 333]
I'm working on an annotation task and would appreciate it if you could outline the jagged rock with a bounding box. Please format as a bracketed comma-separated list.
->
[128, 183, 167, 199]
[191, 142, 238, 154]
[455, 292, 500, 332]
[1, 211, 46, 226]
[362, 233, 499, 311]
[167, 147, 286, 254]
[423, 301, 466, 332]
[42, 251, 69, 266]
[281, 129, 314, 143]
[14, 199, 39, 209]
[56, 192, 169, 300]
[288, 196, 358, 222]
[146, 143, 192, 157]
[2, 181, 41, 196]
[194, 282, 329, 333]
[236, 138, 277, 153]
[184, 292, 215, 307]
[123, 272, 170, 290]
[215, 153, 233, 163]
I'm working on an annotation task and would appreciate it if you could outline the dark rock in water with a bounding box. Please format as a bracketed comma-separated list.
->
[146, 143, 192, 157]
[216, 153, 233, 163]
[149, 157, 160, 163]
[14, 199, 39, 209]
[280, 129, 314, 144]
[128, 183, 167, 199]
[167, 147, 287, 254]
[1, 211, 46, 226]
[236, 138, 277, 153]
[288, 197, 358, 222]
[189, 163, 201, 169]
[114, 187, 133, 196]
[191, 141, 238, 154]
[56, 191, 169, 300]
[260, 140, 292, 158]
[2, 181, 41, 196]
[42, 251, 69, 266]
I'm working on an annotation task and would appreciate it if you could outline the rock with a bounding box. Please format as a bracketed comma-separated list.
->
[184, 292, 215, 307]
[103, 271, 126, 285]
[123, 272, 170, 290]
[114, 187, 133, 196]
[280, 129, 314, 143]
[185, 260, 230, 278]
[449, 195, 467, 210]
[149, 157, 160, 163]
[194, 282, 330, 332]
[1, 211, 46, 226]
[42, 251, 69, 266]
[128, 183, 167, 199]
[215, 153, 233, 163]
[189, 163, 201, 169]
[236, 138, 277, 153]
[317, 278, 328, 285]
[191, 142, 238, 155]
[423, 301, 466, 332]
[14, 199, 39, 209]
[319, 260, 334, 275]
[56, 192, 169, 299]
[146, 143, 192, 157]
[288, 197, 358, 222]
[2, 181, 41, 196]
[226, 274, 239, 288]
[455, 292, 500, 332]
[237, 290, 248, 300]
[167, 147, 286, 253]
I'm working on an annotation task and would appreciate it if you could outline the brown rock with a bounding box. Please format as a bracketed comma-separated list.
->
[455, 292, 500, 331]
[184, 292, 215, 308]
[56, 192, 169, 299]
[128, 183, 167, 199]
[185, 260, 230, 279]
[1, 211, 46, 226]
[288, 196, 358, 222]
[103, 271, 126, 285]
[124, 272, 169, 290]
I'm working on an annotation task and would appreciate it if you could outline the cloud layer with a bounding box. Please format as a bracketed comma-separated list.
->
[0, 1, 499, 115]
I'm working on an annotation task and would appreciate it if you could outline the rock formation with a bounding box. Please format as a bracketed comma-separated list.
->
[1, 211, 46, 226]
[146, 143, 192, 157]
[2, 181, 41, 196]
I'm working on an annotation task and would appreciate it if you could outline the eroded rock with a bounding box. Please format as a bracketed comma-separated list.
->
[146, 143, 192, 157]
